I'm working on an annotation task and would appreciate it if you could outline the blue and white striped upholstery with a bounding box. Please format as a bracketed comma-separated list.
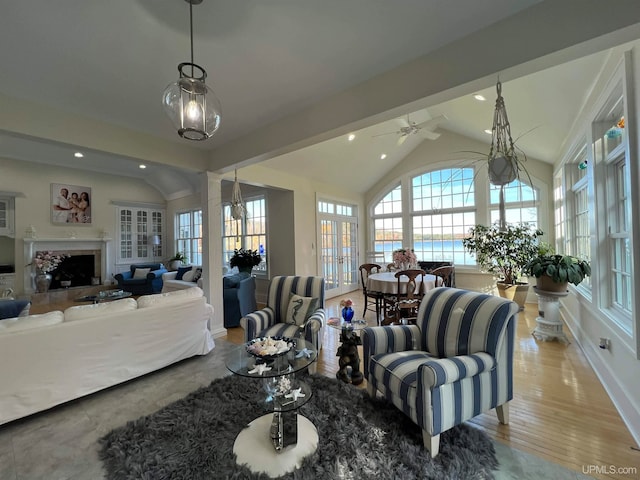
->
[240, 276, 325, 354]
[362, 287, 518, 456]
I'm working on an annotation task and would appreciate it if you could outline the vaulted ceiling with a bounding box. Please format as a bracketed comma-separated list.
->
[1, 1, 639, 197]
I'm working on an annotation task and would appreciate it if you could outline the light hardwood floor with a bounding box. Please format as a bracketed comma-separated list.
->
[225, 294, 639, 480]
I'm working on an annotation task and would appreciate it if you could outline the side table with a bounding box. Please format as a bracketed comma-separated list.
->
[327, 318, 368, 384]
[226, 338, 318, 478]
[532, 287, 570, 344]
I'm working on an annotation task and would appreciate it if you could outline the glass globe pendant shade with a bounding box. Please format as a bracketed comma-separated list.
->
[162, 62, 221, 141]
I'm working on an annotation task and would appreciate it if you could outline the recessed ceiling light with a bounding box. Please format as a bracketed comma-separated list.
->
[380, 153, 387, 160]
[139, 164, 147, 169]
[348, 133, 356, 141]
[484, 129, 492, 135]
[74, 152, 84, 158]
[474, 94, 486, 101]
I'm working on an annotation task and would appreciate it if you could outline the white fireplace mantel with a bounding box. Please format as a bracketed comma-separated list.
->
[24, 237, 112, 294]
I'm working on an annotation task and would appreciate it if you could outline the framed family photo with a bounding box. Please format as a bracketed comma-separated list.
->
[51, 183, 92, 224]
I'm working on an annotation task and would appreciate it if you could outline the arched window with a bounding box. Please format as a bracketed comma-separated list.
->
[370, 166, 541, 267]
[372, 185, 402, 261]
[411, 168, 476, 265]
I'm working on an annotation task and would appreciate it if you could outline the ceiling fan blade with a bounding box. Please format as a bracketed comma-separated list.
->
[395, 116, 411, 128]
[419, 130, 441, 140]
[372, 131, 397, 138]
[416, 114, 448, 130]
[397, 135, 408, 146]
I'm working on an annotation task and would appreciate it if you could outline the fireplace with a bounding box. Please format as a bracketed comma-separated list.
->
[50, 254, 96, 289]
[24, 237, 112, 294]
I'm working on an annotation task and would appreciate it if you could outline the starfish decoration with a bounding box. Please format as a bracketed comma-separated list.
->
[248, 363, 272, 375]
[284, 388, 306, 401]
[295, 348, 313, 359]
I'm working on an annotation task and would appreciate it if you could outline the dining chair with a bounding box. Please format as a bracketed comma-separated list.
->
[394, 269, 426, 324]
[382, 269, 425, 325]
[359, 263, 383, 322]
[430, 265, 454, 288]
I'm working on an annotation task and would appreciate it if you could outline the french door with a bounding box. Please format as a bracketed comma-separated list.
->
[319, 217, 358, 298]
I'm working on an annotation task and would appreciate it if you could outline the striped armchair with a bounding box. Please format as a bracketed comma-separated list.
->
[362, 287, 519, 457]
[240, 276, 325, 374]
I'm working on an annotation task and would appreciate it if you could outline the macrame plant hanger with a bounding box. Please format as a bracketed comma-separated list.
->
[488, 79, 519, 231]
[230, 170, 245, 242]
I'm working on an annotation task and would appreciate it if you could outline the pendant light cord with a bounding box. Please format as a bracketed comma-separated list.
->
[189, 1, 194, 78]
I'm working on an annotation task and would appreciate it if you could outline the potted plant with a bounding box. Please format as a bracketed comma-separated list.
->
[229, 248, 262, 273]
[462, 223, 543, 309]
[168, 252, 188, 271]
[523, 254, 591, 292]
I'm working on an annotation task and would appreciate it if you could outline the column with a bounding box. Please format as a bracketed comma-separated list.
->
[202, 172, 225, 337]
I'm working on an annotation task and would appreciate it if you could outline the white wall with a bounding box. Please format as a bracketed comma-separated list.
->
[0, 157, 166, 295]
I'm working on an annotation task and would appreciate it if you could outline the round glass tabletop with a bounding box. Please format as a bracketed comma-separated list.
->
[326, 317, 369, 332]
[226, 338, 317, 378]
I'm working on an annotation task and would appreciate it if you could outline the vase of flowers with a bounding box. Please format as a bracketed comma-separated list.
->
[229, 248, 262, 273]
[392, 248, 417, 270]
[30, 251, 67, 293]
[340, 298, 354, 323]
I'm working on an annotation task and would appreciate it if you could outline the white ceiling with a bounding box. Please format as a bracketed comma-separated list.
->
[0, 1, 634, 196]
[262, 49, 609, 192]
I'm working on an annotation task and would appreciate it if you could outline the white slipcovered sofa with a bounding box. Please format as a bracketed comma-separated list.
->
[162, 266, 203, 292]
[0, 287, 214, 425]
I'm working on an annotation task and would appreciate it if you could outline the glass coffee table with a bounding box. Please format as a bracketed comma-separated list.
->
[75, 289, 132, 304]
[226, 337, 318, 478]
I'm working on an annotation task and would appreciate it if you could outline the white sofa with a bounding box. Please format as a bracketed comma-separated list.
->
[0, 287, 214, 426]
[162, 266, 203, 292]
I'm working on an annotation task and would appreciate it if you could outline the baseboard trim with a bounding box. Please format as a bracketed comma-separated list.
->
[562, 308, 640, 447]
[211, 327, 227, 338]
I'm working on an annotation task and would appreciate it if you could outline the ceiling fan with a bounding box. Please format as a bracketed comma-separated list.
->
[374, 114, 448, 145]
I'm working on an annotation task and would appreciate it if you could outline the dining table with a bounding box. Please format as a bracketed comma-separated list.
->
[366, 271, 442, 325]
[366, 271, 441, 295]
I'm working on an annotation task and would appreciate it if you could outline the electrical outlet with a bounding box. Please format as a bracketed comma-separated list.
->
[599, 337, 610, 350]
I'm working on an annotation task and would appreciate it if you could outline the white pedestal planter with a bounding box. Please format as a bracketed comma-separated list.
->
[532, 287, 569, 344]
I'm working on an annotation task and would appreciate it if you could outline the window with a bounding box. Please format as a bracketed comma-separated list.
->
[176, 210, 202, 266]
[591, 82, 633, 331]
[412, 168, 476, 264]
[609, 157, 631, 314]
[117, 206, 164, 263]
[370, 165, 541, 268]
[222, 196, 267, 274]
[489, 179, 539, 227]
[371, 185, 402, 260]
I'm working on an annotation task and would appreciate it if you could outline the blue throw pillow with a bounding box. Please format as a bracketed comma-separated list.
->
[175, 266, 192, 280]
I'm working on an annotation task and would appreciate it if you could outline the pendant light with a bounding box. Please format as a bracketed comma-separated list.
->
[162, 0, 221, 141]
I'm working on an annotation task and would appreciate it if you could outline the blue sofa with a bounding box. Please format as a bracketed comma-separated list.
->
[0, 300, 31, 320]
[114, 263, 168, 295]
[223, 272, 257, 328]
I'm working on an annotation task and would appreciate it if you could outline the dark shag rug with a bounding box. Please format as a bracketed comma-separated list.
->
[99, 374, 498, 479]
